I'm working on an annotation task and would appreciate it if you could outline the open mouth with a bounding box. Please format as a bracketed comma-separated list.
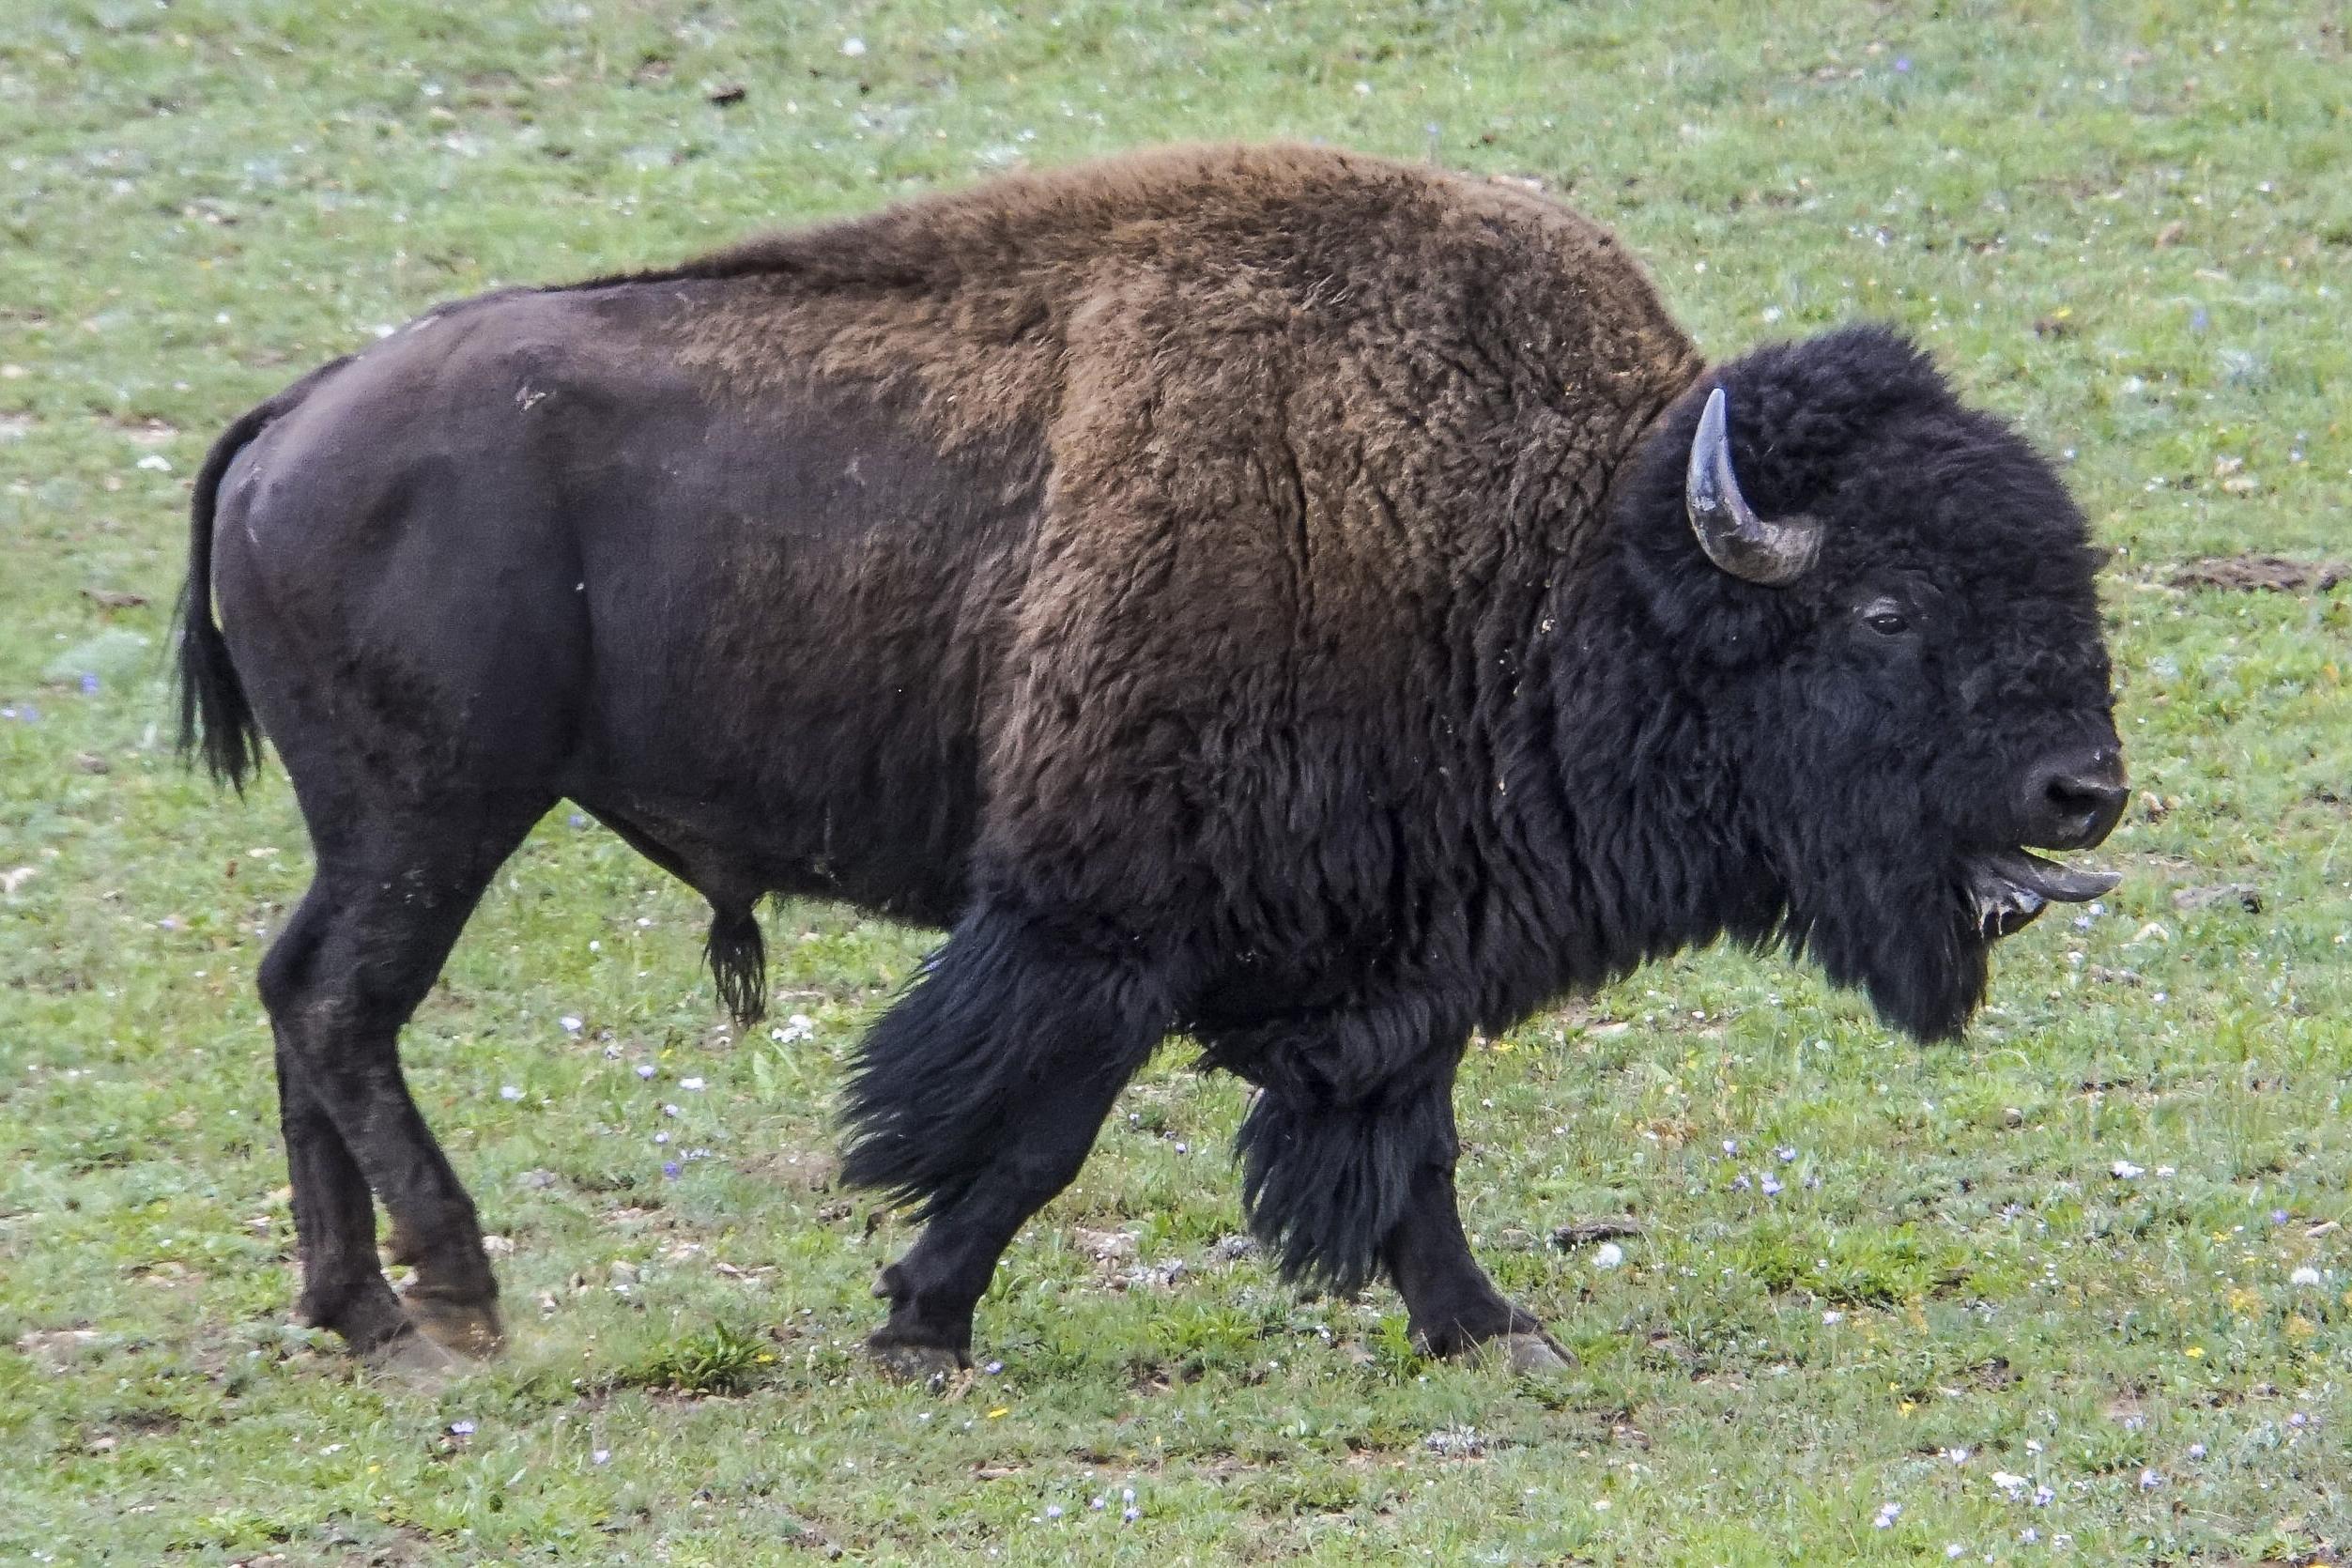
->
[1964, 850, 2122, 938]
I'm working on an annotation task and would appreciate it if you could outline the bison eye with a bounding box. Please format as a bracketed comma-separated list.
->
[1860, 598, 1913, 637]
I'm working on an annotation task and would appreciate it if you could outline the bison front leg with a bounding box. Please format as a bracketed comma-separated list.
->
[862, 1087, 1130, 1380]
[1237, 1059, 1570, 1374]
[839, 906, 1174, 1377]
[1382, 1161, 1573, 1374]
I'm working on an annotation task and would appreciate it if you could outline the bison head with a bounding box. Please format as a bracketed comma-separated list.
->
[1607, 327, 2123, 1040]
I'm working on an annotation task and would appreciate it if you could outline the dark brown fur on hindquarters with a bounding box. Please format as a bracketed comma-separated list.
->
[178, 143, 2121, 1372]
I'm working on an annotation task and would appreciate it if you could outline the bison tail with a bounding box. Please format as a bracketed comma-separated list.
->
[173, 401, 273, 791]
[838, 909, 1171, 1221]
[1237, 1081, 1456, 1298]
[175, 357, 350, 792]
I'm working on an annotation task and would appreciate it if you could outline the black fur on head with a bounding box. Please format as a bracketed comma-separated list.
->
[1603, 327, 2120, 1039]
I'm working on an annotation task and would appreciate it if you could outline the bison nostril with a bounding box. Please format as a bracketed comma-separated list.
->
[2028, 764, 2128, 847]
[2047, 776, 2104, 817]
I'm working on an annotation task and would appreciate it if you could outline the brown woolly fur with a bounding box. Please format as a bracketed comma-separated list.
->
[177, 144, 2119, 1366]
[578, 143, 1700, 456]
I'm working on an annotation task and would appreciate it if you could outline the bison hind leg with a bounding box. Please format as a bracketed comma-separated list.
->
[704, 900, 766, 1024]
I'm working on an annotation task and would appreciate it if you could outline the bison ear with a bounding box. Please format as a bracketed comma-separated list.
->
[1686, 387, 1823, 587]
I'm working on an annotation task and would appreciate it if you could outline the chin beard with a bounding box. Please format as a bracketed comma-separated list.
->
[1781, 840, 2119, 1040]
[1787, 880, 1994, 1043]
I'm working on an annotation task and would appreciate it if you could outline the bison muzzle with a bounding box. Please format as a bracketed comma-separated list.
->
[177, 144, 2123, 1376]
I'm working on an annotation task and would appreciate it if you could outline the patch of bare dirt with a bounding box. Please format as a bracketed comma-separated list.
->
[2173, 883, 2263, 914]
[109, 415, 178, 445]
[2169, 555, 2346, 593]
[15, 1327, 105, 1368]
[1965, 1356, 2020, 1391]
[740, 1147, 840, 1192]
[1553, 1218, 1644, 1249]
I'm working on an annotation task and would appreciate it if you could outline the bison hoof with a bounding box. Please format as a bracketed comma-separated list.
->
[297, 1278, 410, 1357]
[1481, 1331, 1576, 1376]
[406, 1296, 506, 1360]
[867, 1339, 969, 1388]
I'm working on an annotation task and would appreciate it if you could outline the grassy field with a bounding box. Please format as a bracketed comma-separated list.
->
[4, 1, 2349, 1561]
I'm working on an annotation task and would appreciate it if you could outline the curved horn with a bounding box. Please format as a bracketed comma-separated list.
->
[1685, 386, 1822, 587]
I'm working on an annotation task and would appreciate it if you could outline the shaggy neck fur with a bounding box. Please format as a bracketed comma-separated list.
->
[1512, 516, 1784, 1021]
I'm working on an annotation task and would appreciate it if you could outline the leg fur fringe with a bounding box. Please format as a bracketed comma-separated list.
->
[1237, 1086, 1456, 1296]
[839, 908, 1169, 1220]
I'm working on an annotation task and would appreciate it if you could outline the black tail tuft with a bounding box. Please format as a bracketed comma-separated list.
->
[174, 401, 276, 792]
[706, 903, 767, 1024]
[839, 909, 1170, 1220]
[1236, 1084, 1456, 1297]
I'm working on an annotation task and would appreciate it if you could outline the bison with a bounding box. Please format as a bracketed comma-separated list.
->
[177, 144, 2124, 1376]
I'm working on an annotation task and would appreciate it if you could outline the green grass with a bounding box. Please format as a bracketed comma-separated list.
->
[4, 1, 2349, 1561]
